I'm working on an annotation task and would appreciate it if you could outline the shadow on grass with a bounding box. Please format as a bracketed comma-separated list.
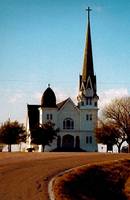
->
[59, 160, 130, 200]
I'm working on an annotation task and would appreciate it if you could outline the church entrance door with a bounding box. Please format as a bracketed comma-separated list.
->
[62, 134, 74, 150]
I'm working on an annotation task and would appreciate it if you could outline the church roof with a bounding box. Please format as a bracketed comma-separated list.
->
[57, 98, 69, 110]
[41, 86, 57, 108]
[27, 104, 40, 130]
[82, 7, 94, 82]
[57, 98, 79, 111]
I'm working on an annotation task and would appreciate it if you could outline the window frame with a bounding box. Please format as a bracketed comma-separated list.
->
[86, 114, 92, 121]
[63, 118, 74, 130]
[46, 113, 53, 120]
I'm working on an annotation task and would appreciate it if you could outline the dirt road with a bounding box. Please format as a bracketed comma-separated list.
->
[0, 152, 129, 200]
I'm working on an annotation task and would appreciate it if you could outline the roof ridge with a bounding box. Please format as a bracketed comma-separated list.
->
[57, 98, 69, 110]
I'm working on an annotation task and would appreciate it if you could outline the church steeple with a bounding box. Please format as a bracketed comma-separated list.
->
[82, 7, 94, 81]
[78, 7, 98, 107]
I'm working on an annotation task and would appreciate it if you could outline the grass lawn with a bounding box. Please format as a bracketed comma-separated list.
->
[53, 159, 130, 200]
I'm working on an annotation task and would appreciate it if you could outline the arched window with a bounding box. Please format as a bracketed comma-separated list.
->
[63, 118, 74, 129]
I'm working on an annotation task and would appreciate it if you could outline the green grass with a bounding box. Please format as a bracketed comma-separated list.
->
[53, 159, 130, 200]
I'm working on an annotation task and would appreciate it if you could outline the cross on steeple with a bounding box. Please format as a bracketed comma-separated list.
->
[86, 7, 92, 21]
[82, 6, 94, 82]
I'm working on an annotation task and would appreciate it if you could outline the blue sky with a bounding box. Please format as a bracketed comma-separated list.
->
[0, 0, 130, 123]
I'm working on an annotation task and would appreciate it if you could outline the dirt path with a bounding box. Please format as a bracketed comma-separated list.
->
[0, 152, 129, 200]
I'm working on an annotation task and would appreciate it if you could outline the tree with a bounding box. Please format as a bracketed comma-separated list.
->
[31, 122, 58, 151]
[0, 120, 26, 152]
[100, 97, 130, 152]
[96, 120, 123, 152]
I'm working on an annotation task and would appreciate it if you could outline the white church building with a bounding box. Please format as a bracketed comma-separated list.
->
[27, 8, 99, 152]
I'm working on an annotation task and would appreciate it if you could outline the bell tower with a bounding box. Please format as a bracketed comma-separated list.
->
[77, 7, 98, 152]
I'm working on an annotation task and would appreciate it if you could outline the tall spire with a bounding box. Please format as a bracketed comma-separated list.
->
[82, 7, 94, 82]
[78, 7, 98, 107]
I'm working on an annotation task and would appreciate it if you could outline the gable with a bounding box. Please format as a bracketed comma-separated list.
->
[57, 98, 80, 130]
[57, 98, 69, 110]
[58, 98, 79, 113]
